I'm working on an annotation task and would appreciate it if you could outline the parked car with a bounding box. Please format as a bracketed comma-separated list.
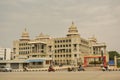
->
[0, 66, 12, 72]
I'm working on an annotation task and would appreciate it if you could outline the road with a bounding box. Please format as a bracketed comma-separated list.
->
[0, 71, 120, 80]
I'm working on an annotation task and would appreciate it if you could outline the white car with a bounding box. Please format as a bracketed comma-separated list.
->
[0, 66, 12, 72]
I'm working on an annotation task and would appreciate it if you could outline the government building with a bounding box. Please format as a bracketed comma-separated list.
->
[0, 22, 109, 69]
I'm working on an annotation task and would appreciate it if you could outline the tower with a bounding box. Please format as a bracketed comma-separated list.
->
[20, 28, 30, 41]
[66, 22, 80, 37]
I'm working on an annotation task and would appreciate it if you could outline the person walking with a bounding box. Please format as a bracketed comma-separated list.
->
[107, 64, 110, 71]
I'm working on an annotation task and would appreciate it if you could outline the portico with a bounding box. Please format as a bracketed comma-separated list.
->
[0, 58, 52, 69]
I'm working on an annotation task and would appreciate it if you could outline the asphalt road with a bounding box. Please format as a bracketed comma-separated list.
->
[0, 71, 120, 80]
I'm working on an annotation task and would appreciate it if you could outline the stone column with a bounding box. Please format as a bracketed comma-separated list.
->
[19, 63, 23, 69]
[39, 44, 41, 53]
[114, 56, 117, 68]
[38, 44, 40, 53]
[104, 46, 106, 54]
[6, 63, 11, 67]
[91, 47, 93, 54]
[84, 57, 87, 67]
[29, 63, 32, 68]
[94, 48, 96, 54]
[43, 61, 45, 67]
[36, 44, 38, 53]
[96, 47, 98, 54]
[98, 47, 100, 54]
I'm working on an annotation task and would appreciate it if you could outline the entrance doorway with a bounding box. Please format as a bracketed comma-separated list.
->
[84, 56, 107, 67]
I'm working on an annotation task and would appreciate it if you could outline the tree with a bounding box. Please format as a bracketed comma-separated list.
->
[108, 51, 120, 60]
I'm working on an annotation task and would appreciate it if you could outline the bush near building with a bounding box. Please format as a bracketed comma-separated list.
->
[89, 61, 102, 64]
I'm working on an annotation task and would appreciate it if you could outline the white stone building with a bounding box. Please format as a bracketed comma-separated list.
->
[0, 47, 11, 60]
[0, 22, 109, 69]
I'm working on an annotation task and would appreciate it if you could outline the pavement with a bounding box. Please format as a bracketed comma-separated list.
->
[0, 71, 120, 80]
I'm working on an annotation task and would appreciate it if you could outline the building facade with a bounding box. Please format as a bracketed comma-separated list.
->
[53, 22, 108, 66]
[53, 22, 90, 65]
[12, 22, 108, 67]
[11, 29, 52, 69]
[0, 22, 109, 69]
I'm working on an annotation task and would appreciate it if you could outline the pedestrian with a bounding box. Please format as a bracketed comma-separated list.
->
[102, 66, 106, 71]
[78, 65, 85, 71]
[100, 64, 103, 68]
[107, 64, 110, 71]
[23, 66, 28, 72]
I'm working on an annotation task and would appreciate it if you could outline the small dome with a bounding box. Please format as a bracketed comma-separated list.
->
[35, 32, 50, 40]
[88, 35, 97, 42]
[67, 22, 80, 36]
[20, 28, 30, 40]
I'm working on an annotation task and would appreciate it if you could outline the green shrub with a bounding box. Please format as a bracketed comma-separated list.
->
[89, 61, 102, 64]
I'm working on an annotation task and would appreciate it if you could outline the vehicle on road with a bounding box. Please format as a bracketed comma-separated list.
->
[102, 66, 110, 71]
[68, 67, 77, 72]
[48, 65, 55, 72]
[0, 66, 12, 72]
[48, 68, 55, 72]
[68, 67, 74, 72]
[78, 65, 85, 71]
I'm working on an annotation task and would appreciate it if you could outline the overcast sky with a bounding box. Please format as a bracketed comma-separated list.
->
[0, 0, 120, 52]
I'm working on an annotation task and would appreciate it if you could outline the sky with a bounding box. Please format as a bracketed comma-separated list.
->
[0, 0, 120, 52]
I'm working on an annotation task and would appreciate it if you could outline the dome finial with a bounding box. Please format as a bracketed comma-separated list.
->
[20, 28, 30, 40]
[72, 21, 74, 24]
[72, 21, 75, 27]
[66, 22, 80, 36]
[25, 28, 27, 32]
